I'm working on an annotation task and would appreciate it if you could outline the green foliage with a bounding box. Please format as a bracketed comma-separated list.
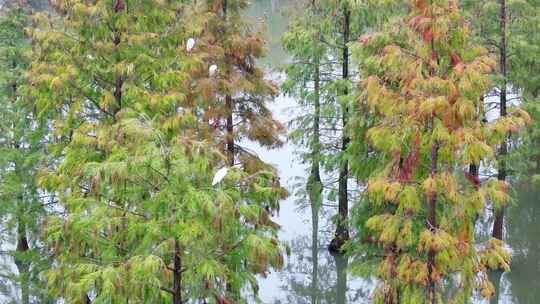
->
[462, 0, 540, 178]
[0, 1, 538, 302]
[283, 0, 404, 218]
[0, 5, 53, 303]
[281, 0, 328, 211]
[43, 128, 284, 303]
[349, 1, 529, 302]
[27, 0, 285, 302]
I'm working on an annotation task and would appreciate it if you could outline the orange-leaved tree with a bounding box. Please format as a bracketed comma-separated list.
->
[351, 0, 531, 303]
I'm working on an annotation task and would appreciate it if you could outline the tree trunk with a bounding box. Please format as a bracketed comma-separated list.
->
[310, 194, 320, 304]
[488, 270, 503, 304]
[309, 53, 322, 304]
[331, 4, 350, 254]
[493, 0, 507, 241]
[222, 0, 234, 167]
[312, 53, 321, 183]
[308, 50, 322, 197]
[112, 6, 123, 118]
[334, 255, 347, 304]
[308, 13, 322, 303]
[427, 143, 439, 304]
[15, 218, 30, 304]
[173, 240, 183, 304]
[226, 95, 234, 166]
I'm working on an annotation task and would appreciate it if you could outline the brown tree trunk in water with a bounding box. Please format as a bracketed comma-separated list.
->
[310, 195, 320, 304]
[334, 255, 347, 304]
[427, 143, 439, 304]
[493, 0, 507, 241]
[173, 240, 183, 304]
[535, 136, 540, 171]
[222, 2, 238, 299]
[488, 270, 503, 304]
[331, 4, 350, 254]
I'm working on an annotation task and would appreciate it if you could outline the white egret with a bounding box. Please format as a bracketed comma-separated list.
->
[212, 167, 229, 186]
[212, 165, 241, 186]
[209, 64, 218, 77]
[186, 38, 195, 53]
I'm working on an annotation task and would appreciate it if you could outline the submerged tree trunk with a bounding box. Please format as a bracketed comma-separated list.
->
[310, 193, 320, 304]
[333, 254, 348, 304]
[488, 270, 503, 304]
[331, 4, 350, 254]
[493, 0, 507, 241]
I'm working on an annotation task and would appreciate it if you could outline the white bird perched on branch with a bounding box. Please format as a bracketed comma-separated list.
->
[212, 165, 241, 186]
[186, 38, 195, 53]
[209, 64, 218, 77]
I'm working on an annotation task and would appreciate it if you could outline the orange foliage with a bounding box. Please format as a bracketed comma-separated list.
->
[423, 28, 433, 43]
[413, 0, 428, 11]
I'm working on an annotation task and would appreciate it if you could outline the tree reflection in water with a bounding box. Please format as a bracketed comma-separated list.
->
[504, 181, 540, 304]
[272, 201, 373, 303]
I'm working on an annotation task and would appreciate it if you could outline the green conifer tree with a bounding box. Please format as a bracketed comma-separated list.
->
[462, 0, 540, 240]
[282, 0, 327, 247]
[283, 0, 406, 254]
[27, 1, 285, 303]
[350, 1, 530, 302]
[0, 5, 52, 303]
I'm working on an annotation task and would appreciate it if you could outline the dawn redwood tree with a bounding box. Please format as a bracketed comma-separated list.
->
[282, 0, 327, 253]
[28, 0, 285, 303]
[187, 1, 288, 299]
[324, 0, 409, 254]
[283, 0, 405, 254]
[327, 0, 354, 253]
[461, 0, 511, 241]
[283, 0, 357, 254]
[462, 0, 540, 240]
[352, 0, 530, 303]
[512, 1, 540, 179]
[191, 0, 285, 168]
[282, 2, 328, 302]
[0, 5, 52, 303]
[314, 0, 406, 253]
[492, 0, 509, 241]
